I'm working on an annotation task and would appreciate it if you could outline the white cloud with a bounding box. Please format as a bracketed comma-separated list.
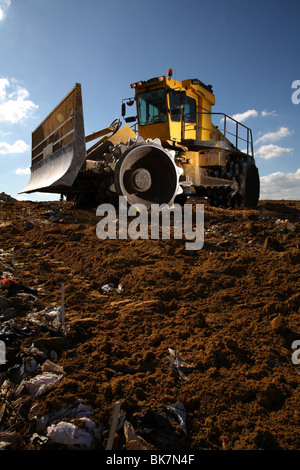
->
[0, 0, 11, 21]
[0, 78, 38, 123]
[0, 130, 12, 136]
[15, 167, 30, 175]
[262, 110, 277, 117]
[0, 139, 29, 154]
[256, 144, 293, 160]
[255, 126, 292, 144]
[232, 109, 258, 122]
[0, 78, 8, 100]
[260, 168, 300, 199]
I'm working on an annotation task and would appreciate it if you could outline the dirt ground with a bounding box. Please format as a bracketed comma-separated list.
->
[0, 196, 299, 451]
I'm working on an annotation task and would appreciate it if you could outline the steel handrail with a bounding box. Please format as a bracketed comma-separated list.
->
[183, 112, 254, 156]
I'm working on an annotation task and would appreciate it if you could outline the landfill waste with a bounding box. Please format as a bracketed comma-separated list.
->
[0, 431, 18, 449]
[220, 435, 230, 450]
[24, 371, 64, 398]
[0, 304, 66, 388]
[123, 420, 155, 450]
[33, 399, 95, 433]
[275, 218, 296, 232]
[114, 402, 187, 451]
[29, 399, 102, 449]
[117, 283, 124, 294]
[105, 400, 122, 450]
[41, 209, 67, 224]
[46, 417, 102, 449]
[0, 193, 16, 203]
[134, 402, 188, 451]
[102, 283, 115, 292]
[0, 278, 38, 299]
[166, 348, 195, 381]
[102, 283, 124, 294]
[40, 306, 63, 328]
[0, 198, 299, 450]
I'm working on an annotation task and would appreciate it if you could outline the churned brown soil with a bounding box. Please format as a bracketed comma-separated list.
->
[0, 197, 299, 450]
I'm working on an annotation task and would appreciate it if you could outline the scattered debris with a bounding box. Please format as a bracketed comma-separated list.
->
[102, 283, 115, 292]
[0, 198, 299, 450]
[166, 348, 195, 381]
[220, 435, 230, 450]
[134, 402, 188, 450]
[0, 193, 16, 203]
[46, 417, 102, 449]
[106, 401, 121, 450]
[0, 431, 19, 449]
[102, 283, 124, 294]
[124, 420, 155, 450]
[24, 371, 64, 398]
[275, 218, 296, 232]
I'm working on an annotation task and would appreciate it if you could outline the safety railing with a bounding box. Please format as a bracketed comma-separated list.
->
[183, 112, 254, 156]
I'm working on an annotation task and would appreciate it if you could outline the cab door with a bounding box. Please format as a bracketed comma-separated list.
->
[168, 89, 182, 142]
[168, 89, 197, 142]
[183, 95, 197, 141]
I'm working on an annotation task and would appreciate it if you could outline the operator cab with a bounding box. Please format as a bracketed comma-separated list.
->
[122, 73, 216, 145]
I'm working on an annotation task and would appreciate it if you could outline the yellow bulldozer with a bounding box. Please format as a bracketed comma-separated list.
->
[20, 71, 260, 209]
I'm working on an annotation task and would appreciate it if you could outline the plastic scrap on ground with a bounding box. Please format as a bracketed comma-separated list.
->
[166, 348, 195, 381]
[31, 399, 102, 449]
[46, 417, 101, 448]
[102, 283, 124, 294]
[275, 218, 296, 232]
[116, 402, 188, 451]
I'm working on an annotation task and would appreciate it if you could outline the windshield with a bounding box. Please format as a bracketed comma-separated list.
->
[137, 88, 167, 126]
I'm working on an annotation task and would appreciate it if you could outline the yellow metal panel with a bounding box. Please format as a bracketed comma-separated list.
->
[181, 151, 200, 186]
[138, 121, 170, 142]
[180, 150, 227, 186]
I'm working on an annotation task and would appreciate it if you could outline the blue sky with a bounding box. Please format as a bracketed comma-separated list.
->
[0, 0, 299, 201]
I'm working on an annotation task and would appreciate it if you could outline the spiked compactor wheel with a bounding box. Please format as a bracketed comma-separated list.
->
[111, 138, 184, 208]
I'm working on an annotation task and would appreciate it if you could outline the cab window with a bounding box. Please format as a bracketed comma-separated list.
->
[169, 90, 196, 123]
[137, 89, 167, 126]
[169, 90, 181, 122]
[184, 96, 196, 123]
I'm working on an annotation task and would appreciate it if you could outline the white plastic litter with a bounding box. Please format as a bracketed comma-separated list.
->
[43, 306, 62, 327]
[34, 399, 95, 433]
[102, 283, 114, 292]
[47, 417, 101, 448]
[25, 372, 64, 398]
[47, 421, 76, 445]
[275, 219, 296, 232]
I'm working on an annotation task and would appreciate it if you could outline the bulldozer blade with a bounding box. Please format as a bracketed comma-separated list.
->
[19, 83, 86, 194]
